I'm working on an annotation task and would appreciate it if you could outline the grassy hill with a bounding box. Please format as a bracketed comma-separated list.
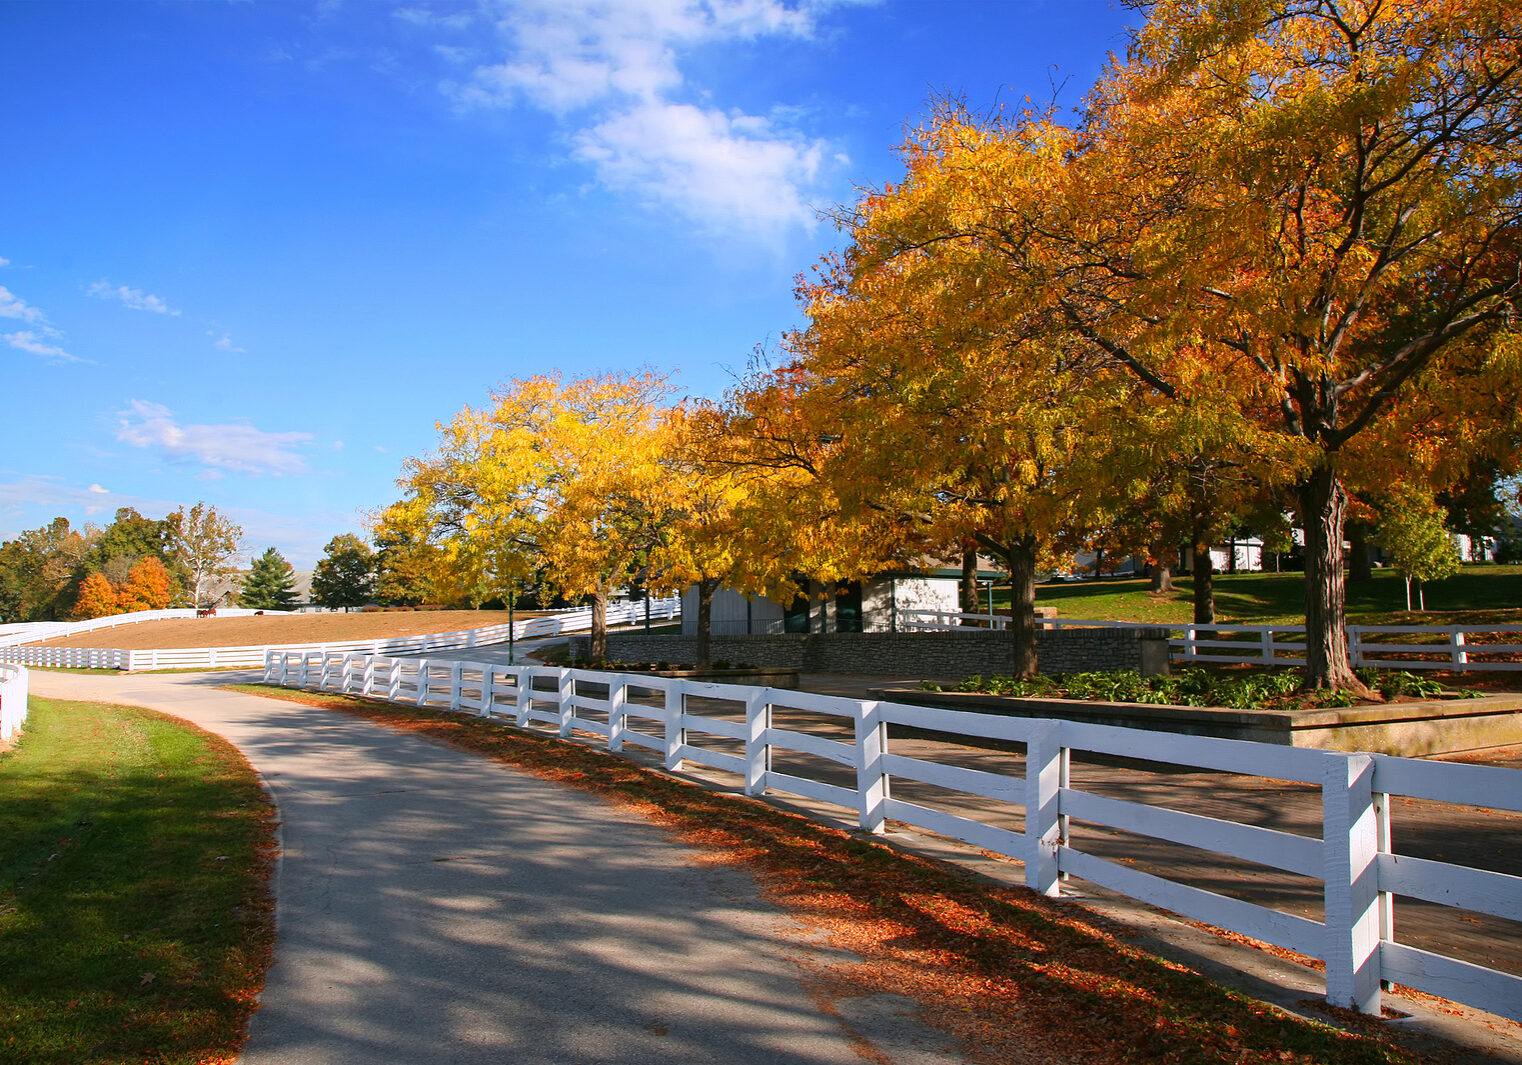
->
[1006, 563, 1522, 627]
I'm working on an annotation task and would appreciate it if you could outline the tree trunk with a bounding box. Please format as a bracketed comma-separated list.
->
[590, 582, 608, 663]
[1299, 465, 1360, 691]
[959, 544, 979, 621]
[1190, 525, 1215, 626]
[694, 577, 719, 668]
[1149, 540, 1176, 593]
[1004, 535, 1039, 679]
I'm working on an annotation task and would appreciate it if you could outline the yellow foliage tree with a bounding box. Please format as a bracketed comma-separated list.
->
[386, 371, 674, 661]
[835, 1, 1521, 688]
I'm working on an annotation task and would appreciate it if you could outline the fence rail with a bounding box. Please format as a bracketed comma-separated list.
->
[0, 598, 682, 672]
[266, 648, 1522, 1023]
[0, 608, 293, 648]
[0, 663, 26, 741]
[899, 611, 1522, 672]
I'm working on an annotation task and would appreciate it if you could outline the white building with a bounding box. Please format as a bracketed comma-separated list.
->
[680, 560, 1002, 636]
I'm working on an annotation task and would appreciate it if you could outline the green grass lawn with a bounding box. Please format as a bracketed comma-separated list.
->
[0, 699, 276, 1065]
[1009, 564, 1522, 627]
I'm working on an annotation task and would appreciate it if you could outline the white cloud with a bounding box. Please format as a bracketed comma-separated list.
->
[209, 330, 246, 353]
[576, 100, 824, 234]
[5, 330, 84, 363]
[88, 483, 109, 494]
[116, 400, 315, 476]
[0, 256, 10, 267]
[0, 286, 47, 325]
[395, 6, 474, 31]
[0, 475, 121, 522]
[88, 280, 181, 316]
[445, 0, 845, 237]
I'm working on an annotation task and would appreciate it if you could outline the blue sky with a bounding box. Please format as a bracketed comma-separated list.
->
[0, 0, 1137, 566]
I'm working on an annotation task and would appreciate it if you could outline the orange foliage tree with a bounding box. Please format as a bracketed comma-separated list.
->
[117, 556, 174, 613]
[72, 572, 119, 620]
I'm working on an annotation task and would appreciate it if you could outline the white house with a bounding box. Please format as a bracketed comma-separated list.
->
[680, 560, 1004, 636]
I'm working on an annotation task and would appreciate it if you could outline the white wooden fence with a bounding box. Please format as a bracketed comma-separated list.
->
[900, 610, 1522, 673]
[0, 608, 293, 649]
[0, 598, 682, 672]
[266, 649, 1522, 1023]
[0, 663, 27, 742]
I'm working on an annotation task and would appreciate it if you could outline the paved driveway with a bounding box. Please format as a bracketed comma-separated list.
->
[27, 670, 969, 1065]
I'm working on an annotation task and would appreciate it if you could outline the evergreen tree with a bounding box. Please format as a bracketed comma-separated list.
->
[240, 547, 298, 611]
[311, 534, 376, 608]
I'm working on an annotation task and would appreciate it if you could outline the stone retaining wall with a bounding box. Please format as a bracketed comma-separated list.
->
[570, 628, 1168, 677]
[876, 689, 1522, 756]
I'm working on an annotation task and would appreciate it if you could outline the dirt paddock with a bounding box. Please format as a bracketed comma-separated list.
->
[35, 610, 532, 650]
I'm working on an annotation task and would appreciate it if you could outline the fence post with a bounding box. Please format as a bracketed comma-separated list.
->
[515, 668, 533, 727]
[1260, 628, 1274, 664]
[1323, 753, 1382, 1014]
[1347, 626, 1363, 668]
[664, 680, 686, 772]
[1374, 788, 1394, 990]
[1184, 624, 1198, 663]
[363, 656, 376, 697]
[1452, 629, 1468, 670]
[744, 687, 770, 797]
[558, 669, 574, 738]
[1024, 719, 1064, 897]
[853, 699, 889, 833]
[388, 659, 402, 702]
[480, 666, 495, 717]
[608, 675, 628, 752]
[416, 660, 430, 707]
[450, 660, 464, 711]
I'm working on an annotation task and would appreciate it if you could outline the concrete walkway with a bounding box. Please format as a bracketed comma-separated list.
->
[28, 670, 968, 1065]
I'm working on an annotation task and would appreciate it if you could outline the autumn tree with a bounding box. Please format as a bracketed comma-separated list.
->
[1095, 0, 1519, 686]
[0, 517, 93, 621]
[84, 507, 178, 591]
[71, 572, 119, 620]
[370, 509, 439, 606]
[766, 112, 1196, 675]
[389, 372, 674, 660]
[862, 2, 1521, 689]
[311, 535, 375, 609]
[117, 556, 173, 613]
[165, 502, 245, 607]
[647, 400, 821, 667]
[241, 547, 300, 611]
